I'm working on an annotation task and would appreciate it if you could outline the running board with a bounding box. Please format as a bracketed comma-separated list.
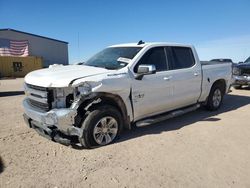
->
[136, 104, 200, 127]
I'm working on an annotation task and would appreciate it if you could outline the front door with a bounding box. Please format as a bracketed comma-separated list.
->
[131, 47, 175, 121]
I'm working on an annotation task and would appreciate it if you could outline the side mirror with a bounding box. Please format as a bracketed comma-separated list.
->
[135, 64, 156, 80]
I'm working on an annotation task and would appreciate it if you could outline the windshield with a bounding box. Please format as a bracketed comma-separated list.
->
[244, 56, 250, 64]
[84, 47, 142, 70]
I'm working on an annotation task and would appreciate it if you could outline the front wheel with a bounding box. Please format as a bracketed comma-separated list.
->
[79, 105, 123, 148]
[205, 84, 224, 111]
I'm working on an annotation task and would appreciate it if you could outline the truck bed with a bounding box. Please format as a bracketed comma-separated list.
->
[199, 61, 233, 102]
[200, 61, 232, 65]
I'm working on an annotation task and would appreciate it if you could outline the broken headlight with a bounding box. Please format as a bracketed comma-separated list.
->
[76, 83, 92, 96]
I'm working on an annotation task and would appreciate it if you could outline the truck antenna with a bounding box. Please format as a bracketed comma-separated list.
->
[137, 40, 145, 45]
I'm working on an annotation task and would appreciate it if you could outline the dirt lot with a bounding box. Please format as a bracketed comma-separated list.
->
[0, 78, 250, 188]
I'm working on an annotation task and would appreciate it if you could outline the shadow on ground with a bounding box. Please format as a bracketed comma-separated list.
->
[116, 93, 250, 144]
[0, 156, 4, 174]
[33, 92, 249, 149]
[235, 86, 250, 90]
[0, 91, 24, 97]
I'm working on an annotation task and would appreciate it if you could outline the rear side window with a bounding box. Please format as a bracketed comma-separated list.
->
[168, 47, 195, 70]
[134, 47, 167, 72]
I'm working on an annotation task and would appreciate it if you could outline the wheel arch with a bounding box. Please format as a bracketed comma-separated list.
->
[211, 79, 227, 95]
[77, 92, 131, 129]
[204, 79, 226, 105]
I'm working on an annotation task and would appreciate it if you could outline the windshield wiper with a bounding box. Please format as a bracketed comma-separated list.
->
[84, 64, 107, 69]
[104, 66, 118, 70]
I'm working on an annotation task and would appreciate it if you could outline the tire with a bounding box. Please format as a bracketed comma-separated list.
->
[79, 105, 123, 149]
[205, 84, 224, 111]
[234, 85, 242, 89]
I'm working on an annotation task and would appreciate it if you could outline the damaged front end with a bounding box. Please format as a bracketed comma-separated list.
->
[23, 81, 102, 146]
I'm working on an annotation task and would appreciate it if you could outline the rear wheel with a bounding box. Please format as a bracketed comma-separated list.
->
[79, 105, 123, 148]
[206, 84, 224, 111]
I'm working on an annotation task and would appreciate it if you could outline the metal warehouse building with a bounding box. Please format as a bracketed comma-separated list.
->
[0, 28, 68, 77]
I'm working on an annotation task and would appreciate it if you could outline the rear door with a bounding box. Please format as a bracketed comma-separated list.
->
[165, 46, 202, 108]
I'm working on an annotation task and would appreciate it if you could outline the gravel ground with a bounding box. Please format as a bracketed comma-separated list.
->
[0, 78, 250, 188]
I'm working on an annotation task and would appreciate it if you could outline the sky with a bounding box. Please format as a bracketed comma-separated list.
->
[0, 0, 250, 63]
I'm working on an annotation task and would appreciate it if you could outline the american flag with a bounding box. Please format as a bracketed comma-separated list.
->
[0, 38, 29, 56]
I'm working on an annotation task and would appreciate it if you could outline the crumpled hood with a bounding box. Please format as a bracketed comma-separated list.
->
[25, 65, 111, 87]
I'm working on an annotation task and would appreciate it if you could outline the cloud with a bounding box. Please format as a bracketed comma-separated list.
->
[195, 35, 250, 62]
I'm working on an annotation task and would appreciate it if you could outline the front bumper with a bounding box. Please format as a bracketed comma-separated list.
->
[233, 75, 250, 85]
[23, 99, 83, 145]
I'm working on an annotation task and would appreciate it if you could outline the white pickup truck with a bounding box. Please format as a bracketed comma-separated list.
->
[23, 42, 232, 148]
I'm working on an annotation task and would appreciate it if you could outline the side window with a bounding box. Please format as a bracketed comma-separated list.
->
[134, 47, 167, 72]
[168, 47, 195, 70]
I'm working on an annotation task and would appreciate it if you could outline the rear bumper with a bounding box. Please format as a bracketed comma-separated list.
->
[23, 99, 83, 145]
[233, 75, 250, 85]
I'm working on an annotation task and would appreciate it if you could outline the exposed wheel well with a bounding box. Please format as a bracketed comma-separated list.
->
[76, 92, 130, 129]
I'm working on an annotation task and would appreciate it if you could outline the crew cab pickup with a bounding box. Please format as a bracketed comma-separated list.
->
[23, 42, 232, 148]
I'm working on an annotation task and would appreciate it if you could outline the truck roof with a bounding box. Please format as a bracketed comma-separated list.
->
[109, 42, 193, 48]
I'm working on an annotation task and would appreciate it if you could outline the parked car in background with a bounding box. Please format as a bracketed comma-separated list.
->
[232, 56, 250, 89]
[210, 59, 233, 63]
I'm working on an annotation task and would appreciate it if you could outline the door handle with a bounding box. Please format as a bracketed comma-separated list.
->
[164, 76, 172, 81]
[194, 72, 199, 76]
